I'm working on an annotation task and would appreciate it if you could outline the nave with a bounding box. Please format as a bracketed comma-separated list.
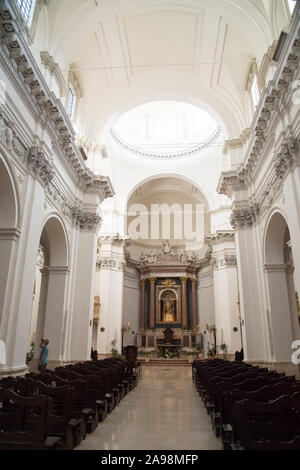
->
[77, 365, 222, 451]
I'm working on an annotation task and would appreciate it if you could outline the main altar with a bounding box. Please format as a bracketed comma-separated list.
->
[137, 241, 203, 356]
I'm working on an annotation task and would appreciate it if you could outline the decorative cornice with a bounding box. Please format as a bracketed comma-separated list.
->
[205, 230, 235, 244]
[110, 126, 221, 160]
[217, 170, 248, 198]
[0, 1, 114, 200]
[96, 255, 126, 272]
[223, 128, 251, 154]
[212, 254, 237, 269]
[99, 234, 130, 245]
[72, 207, 102, 231]
[218, 11, 300, 198]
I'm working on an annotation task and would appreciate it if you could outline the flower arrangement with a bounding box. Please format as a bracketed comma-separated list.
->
[220, 343, 228, 359]
[144, 351, 152, 358]
[187, 351, 196, 363]
[164, 348, 173, 359]
[110, 339, 124, 360]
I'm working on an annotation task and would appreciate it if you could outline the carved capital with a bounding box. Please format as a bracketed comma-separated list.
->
[72, 206, 102, 231]
[27, 146, 54, 186]
[217, 170, 248, 198]
[274, 136, 299, 179]
[230, 203, 259, 230]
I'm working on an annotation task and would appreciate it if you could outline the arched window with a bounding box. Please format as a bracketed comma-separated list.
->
[246, 62, 261, 114]
[288, 0, 296, 15]
[67, 87, 75, 119]
[251, 74, 260, 109]
[16, 0, 37, 26]
[66, 68, 82, 122]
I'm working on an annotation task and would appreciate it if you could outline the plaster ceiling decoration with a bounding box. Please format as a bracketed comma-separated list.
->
[123, 10, 201, 76]
[109, 101, 221, 159]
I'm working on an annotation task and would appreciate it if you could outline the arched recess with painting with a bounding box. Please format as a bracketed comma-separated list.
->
[264, 211, 300, 362]
[31, 214, 69, 369]
[0, 153, 20, 333]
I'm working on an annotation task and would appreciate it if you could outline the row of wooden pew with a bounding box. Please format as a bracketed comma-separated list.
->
[0, 358, 141, 450]
[193, 358, 300, 450]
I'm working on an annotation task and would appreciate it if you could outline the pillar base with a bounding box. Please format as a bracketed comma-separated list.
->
[0, 364, 28, 377]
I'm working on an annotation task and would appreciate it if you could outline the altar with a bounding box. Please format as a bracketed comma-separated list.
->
[137, 241, 202, 356]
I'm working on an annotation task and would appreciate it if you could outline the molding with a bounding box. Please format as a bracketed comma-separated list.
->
[205, 230, 235, 244]
[109, 126, 221, 160]
[218, 8, 300, 202]
[263, 263, 289, 273]
[0, 1, 114, 200]
[0, 365, 28, 377]
[0, 228, 21, 241]
[99, 234, 129, 244]
[223, 128, 251, 154]
[45, 266, 70, 275]
[212, 253, 237, 270]
[96, 255, 126, 272]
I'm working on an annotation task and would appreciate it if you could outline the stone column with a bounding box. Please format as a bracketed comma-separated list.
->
[140, 279, 146, 330]
[149, 278, 156, 329]
[208, 231, 243, 357]
[181, 277, 188, 328]
[97, 235, 127, 355]
[191, 278, 198, 329]
[69, 210, 100, 362]
[0, 175, 45, 376]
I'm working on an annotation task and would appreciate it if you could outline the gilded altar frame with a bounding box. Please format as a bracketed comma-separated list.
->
[155, 284, 182, 325]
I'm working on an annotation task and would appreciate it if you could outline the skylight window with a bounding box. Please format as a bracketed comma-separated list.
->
[67, 88, 75, 119]
[16, 0, 36, 26]
[251, 75, 260, 109]
[110, 101, 220, 157]
[288, 0, 296, 14]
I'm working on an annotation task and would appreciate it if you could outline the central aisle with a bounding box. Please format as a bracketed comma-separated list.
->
[77, 365, 222, 450]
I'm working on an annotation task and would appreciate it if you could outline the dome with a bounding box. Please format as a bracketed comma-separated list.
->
[110, 101, 220, 158]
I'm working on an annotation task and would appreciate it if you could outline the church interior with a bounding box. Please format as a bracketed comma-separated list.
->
[0, 0, 300, 451]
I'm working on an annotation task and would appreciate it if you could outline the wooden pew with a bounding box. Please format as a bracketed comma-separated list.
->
[25, 378, 82, 450]
[55, 367, 99, 432]
[0, 389, 63, 450]
[232, 393, 300, 450]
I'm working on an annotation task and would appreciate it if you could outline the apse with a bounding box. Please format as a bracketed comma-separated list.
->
[126, 176, 210, 253]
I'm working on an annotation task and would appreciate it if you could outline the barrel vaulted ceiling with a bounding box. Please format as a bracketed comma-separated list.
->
[33, 0, 291, 141]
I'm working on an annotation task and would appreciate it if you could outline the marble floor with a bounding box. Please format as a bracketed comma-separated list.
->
[77, 365, 222, 450]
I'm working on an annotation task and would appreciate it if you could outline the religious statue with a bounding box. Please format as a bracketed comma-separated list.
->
[163, 240, 171, 254]
[164, 299, 175, 322]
